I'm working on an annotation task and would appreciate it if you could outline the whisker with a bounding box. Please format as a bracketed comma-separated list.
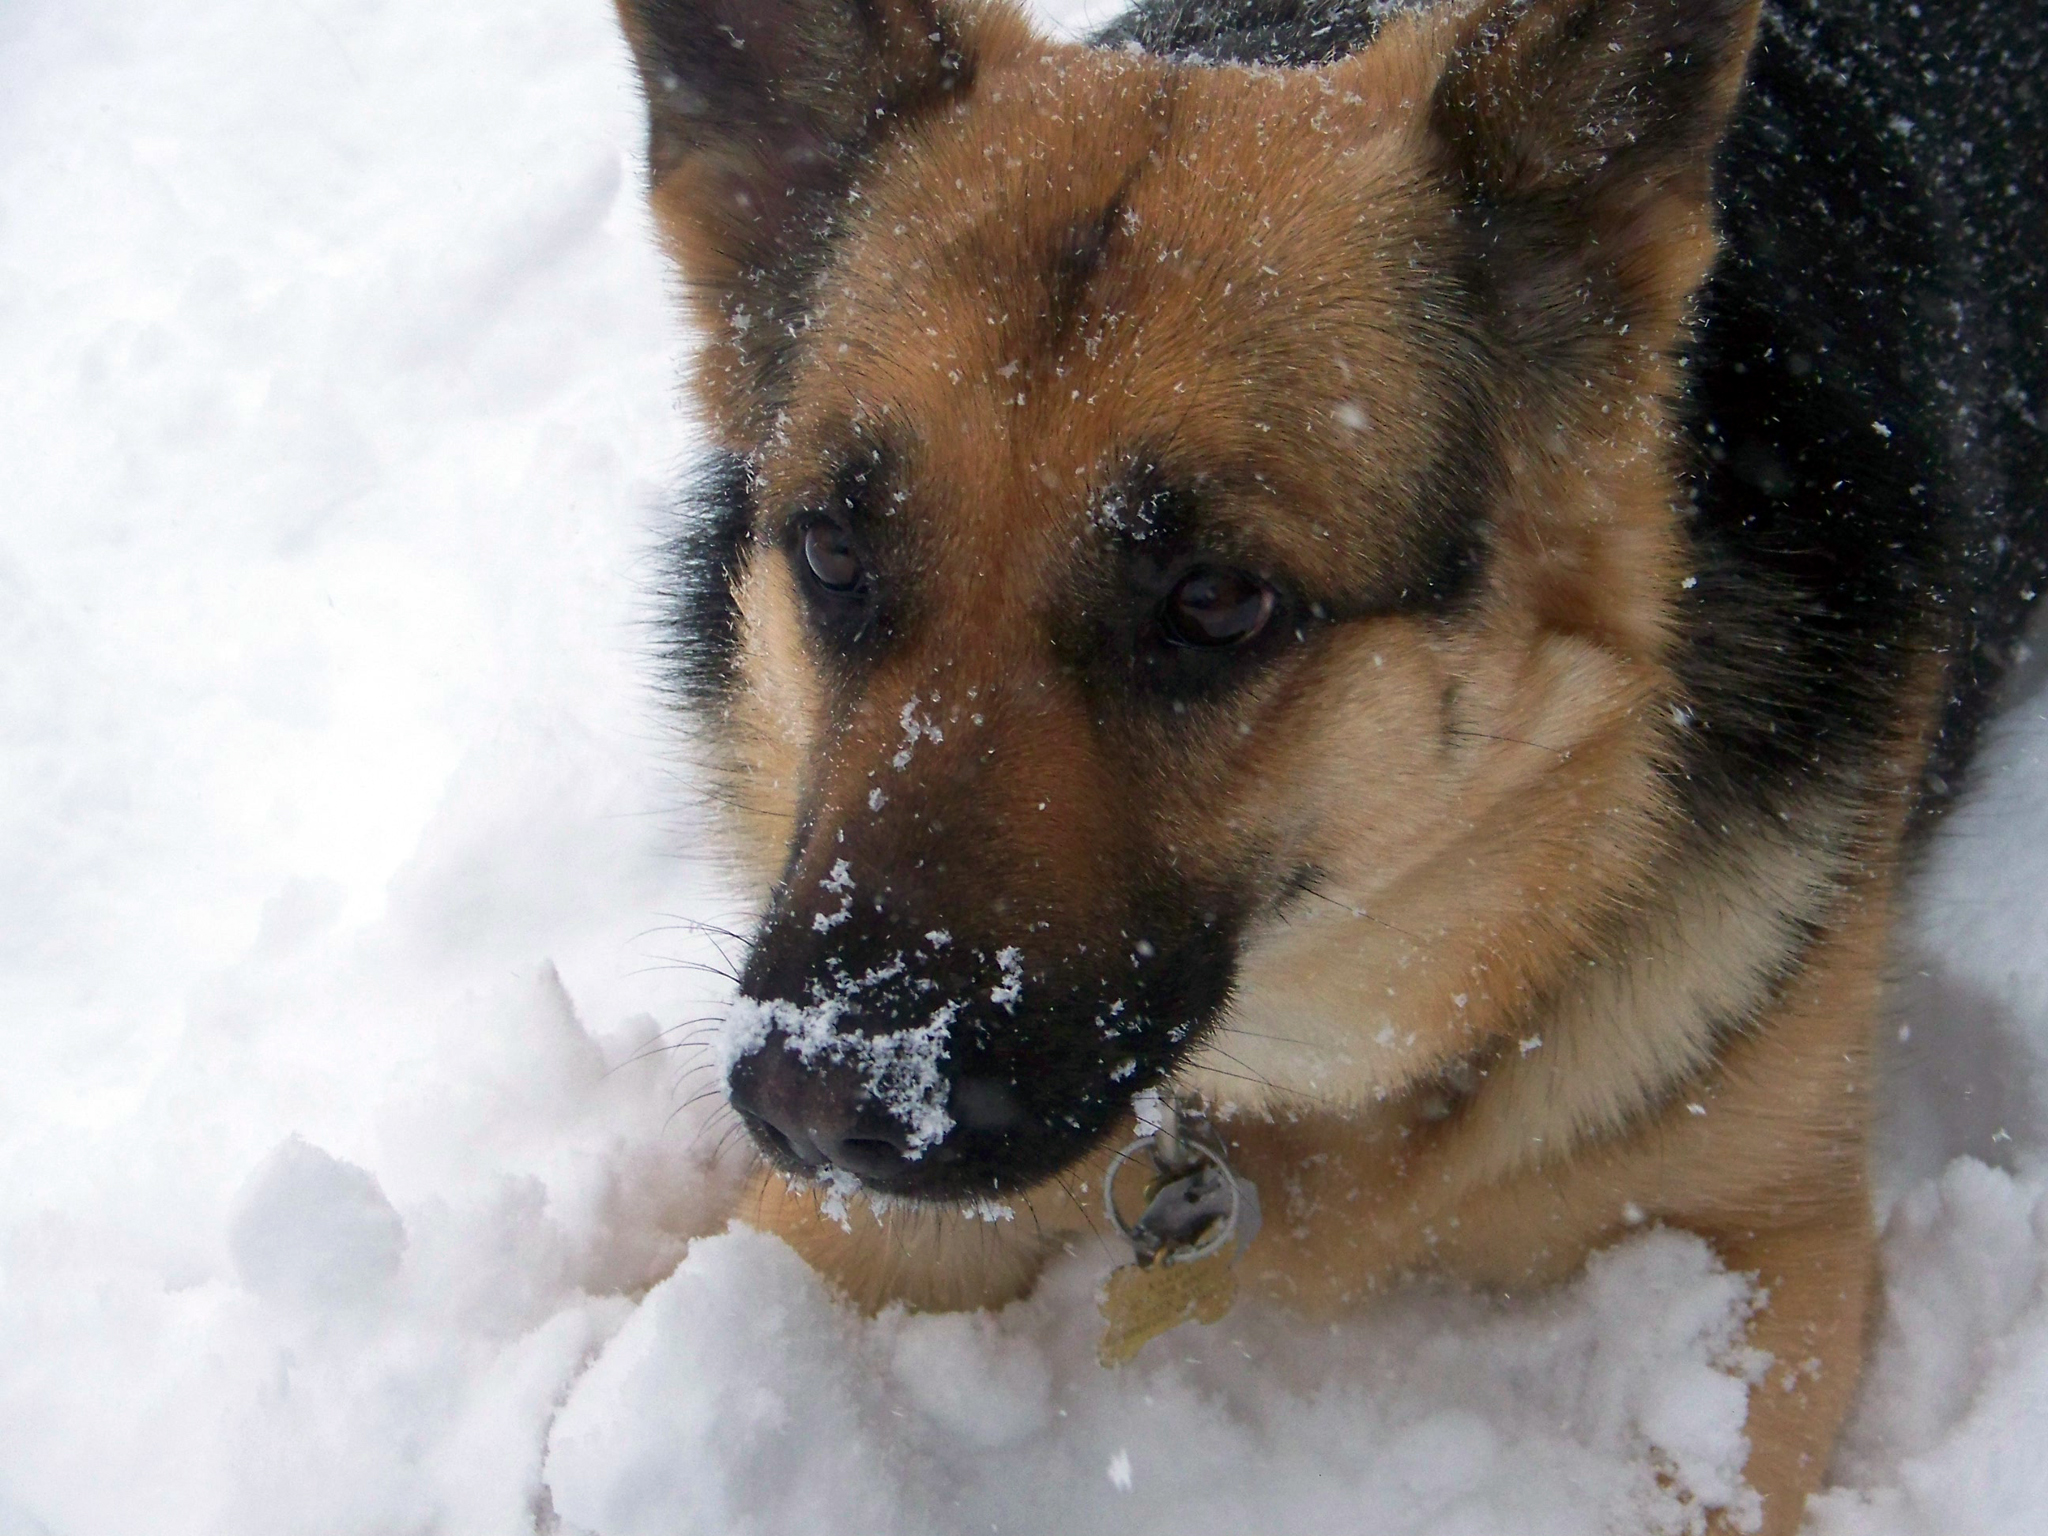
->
[688, 1105, 740, 1154]
[1184, 1062, 1271, 1090]
[652, 1022, 720, 1043]
[1053, 1169, 1108, 1251]
[1447, 727, 1572, 760]
[1022, 1192, 1046, 1248]
[688, 784, 790, 818]
[610, 1028, 721, 1077]
[664, 1095, 702, 1136]
[1194, 1042, 1281, 1093]
[712, 1119, 752, 1163]
[649, 912, 754, 946]
[672, 1084, 727, 1117]
[625, 958, 741, 984]
[1299, 882, 1423, 942]
[1189, 1057, 1347, 1112]
[1214, 1024, 1317, 1048]
[665, 1061, 716, 1092]
[611, 1041, 700, 1075]
[702, 933, 746, 979]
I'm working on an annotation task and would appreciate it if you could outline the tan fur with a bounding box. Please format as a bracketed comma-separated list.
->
[620, 0, 1931, 1527]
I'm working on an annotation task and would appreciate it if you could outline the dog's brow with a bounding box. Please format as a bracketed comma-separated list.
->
[1044, 149, 1156, 346]
[1046, 201, 1122, 344]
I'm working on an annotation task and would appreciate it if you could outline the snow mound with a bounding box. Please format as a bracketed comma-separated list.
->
[1809, 1161, 2048, 1536]
[546, 1224, 1764, 1536]
[228, 1136, 408, 1306]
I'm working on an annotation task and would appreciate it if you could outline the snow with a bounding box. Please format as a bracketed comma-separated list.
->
[545, 1224, 1766, 1536]
[1, 1, 2045, 1533]
[724, 990, 959, 1159]
[228, 1136, 408, 1306]
[1812, 1162, 2048, 1533]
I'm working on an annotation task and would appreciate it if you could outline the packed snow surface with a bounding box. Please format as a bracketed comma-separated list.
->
[3, 0, 2046, 1532]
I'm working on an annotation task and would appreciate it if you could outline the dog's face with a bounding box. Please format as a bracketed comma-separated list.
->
[618, 0, 1761, 1200]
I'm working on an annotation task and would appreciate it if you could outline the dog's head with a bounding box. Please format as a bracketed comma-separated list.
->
[617, 0, 1762, 1201]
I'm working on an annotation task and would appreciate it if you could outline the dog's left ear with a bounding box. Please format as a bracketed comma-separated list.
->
[1429, 0, 1763, 342]
[614, 0, 1027, 440]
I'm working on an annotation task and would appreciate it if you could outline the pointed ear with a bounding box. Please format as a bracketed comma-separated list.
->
[613, 0, 1025, 437]
[1430, 0, 1762, 339]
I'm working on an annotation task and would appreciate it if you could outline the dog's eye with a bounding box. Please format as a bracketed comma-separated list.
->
[802, 521, 864, 593]
[1162, 567, 1276, 648]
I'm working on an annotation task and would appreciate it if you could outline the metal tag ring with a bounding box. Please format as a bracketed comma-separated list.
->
[1102, 1133, 1243, 1267]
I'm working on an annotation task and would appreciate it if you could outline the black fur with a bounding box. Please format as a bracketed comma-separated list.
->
[661, 450, 755, 710]
[1097, 0, 1400, 63]
[1108, 0, 2048, 827]
[1684, 0, 2048, 822]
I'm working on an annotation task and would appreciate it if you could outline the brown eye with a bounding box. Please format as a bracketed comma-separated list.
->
[1162, 566, 1277, 648]
[803, 521, 864, 593]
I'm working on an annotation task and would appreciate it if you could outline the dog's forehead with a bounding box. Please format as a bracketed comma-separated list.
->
[767, 44, 1471, 587]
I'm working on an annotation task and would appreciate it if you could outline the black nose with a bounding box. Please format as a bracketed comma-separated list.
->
[728, 1041, 933, 1184]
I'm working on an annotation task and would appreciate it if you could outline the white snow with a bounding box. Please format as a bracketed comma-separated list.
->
[228, 1135, 408, 1306]
[2, 1, 2046, 1533]
[725, 992, 958, 1158]
[992, 944, 1028, 1010]
[547, 1222, 1770, 1536]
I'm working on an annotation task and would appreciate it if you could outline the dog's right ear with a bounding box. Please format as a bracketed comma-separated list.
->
[1427, 0, 1762, 347]
[614, 0, 1026, 439]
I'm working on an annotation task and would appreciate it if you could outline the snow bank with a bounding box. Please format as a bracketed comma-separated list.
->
[2, 0, 2046, 1533]
[1811, 1161, 2048, 1535]
[546, 1224, 1765, 1536]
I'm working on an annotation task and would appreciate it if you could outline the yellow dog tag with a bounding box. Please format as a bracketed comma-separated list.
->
[1097, 1247, 1240, 1367]
[1095, 1094, 1261, 1367]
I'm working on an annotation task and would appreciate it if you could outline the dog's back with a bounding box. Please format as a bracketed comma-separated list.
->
[1109, 0, 2048, 818]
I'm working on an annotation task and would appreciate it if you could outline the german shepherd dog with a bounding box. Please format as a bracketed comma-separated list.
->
[612, 0, 2046, 1524]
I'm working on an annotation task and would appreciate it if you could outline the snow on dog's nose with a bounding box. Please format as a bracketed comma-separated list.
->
[720, 926, 1045, 1199]
[724, 1001, 1043, 1193]
[726, 1038, 936, 1184]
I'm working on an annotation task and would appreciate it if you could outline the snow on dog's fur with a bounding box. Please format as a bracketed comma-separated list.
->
[612, 0, 2048, 1528]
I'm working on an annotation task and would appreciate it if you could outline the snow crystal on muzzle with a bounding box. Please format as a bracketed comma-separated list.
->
[721, 994, 956, 1156]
